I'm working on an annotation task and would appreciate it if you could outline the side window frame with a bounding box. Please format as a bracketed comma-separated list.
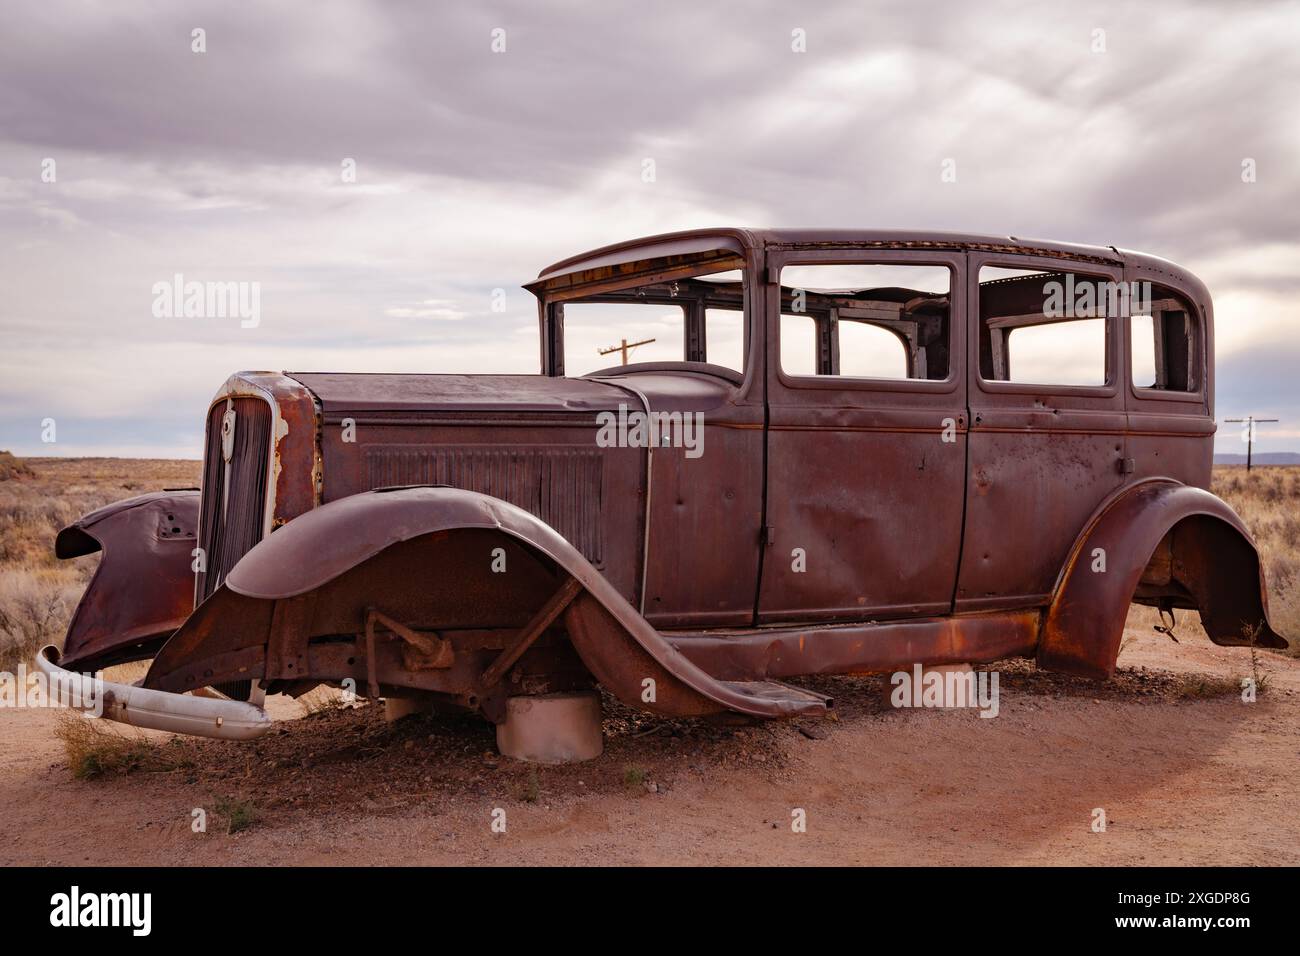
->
[970, 253, 1122, 400]
[768, 248, 964, 397]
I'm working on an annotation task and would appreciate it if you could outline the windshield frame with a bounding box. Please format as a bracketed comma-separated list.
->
[533, 249, 754, 386]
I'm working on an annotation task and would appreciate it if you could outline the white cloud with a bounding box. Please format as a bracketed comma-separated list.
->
[1, 0, 1298, 456]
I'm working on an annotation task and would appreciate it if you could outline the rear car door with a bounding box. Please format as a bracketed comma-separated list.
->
[957, 251, 1127, 610]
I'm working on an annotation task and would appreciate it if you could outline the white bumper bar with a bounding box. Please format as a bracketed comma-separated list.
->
[36, 645, 273, 740]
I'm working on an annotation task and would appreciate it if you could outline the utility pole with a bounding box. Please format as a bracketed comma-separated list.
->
[1224, 415, 1279, 472]
[598, 337, 655, 366]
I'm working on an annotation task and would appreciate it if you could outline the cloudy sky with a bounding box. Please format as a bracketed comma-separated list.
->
[2, 0, 1298, 457]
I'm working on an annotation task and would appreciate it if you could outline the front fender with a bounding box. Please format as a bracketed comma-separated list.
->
[1038, 479, 1288, 678]
[144, 487, 827, 720]
[54, 490, 199, 669]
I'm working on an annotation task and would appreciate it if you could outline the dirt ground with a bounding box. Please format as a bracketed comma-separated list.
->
[2, 457, 1297, 865]
[3, 623, 1296, 866]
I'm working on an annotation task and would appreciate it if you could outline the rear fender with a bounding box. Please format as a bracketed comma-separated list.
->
[1039, 479, 1288, 678]
[54, 490, 199, 669]
[144, 487, 826, 719]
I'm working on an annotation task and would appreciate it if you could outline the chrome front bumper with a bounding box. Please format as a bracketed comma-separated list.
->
[36, 645, 273, 740]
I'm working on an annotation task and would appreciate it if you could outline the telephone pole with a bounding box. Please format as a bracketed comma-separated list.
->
[598, 337, 655, 366]
[1224, 415, 1280, 472]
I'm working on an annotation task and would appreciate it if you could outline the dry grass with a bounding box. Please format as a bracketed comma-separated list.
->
[53, 712, 195, 779]
[0, 569, 84, 666]
[0, 456, 1296, 676]
[214, 796, 260, 834]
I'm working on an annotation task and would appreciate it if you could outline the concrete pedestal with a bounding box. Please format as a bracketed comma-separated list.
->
[496, 691, 603, 764]
[384, 696, 430, 722]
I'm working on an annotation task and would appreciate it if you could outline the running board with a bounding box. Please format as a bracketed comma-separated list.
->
[718, 680, 832, 713]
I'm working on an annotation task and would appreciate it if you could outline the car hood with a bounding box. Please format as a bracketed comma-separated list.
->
[285, 372, 630, 415]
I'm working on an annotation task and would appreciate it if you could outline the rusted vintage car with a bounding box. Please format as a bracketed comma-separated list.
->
[39, 229, 1288, 758]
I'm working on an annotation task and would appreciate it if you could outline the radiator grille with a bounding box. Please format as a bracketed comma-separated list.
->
[196, 396, 273, 602]
[364, 445, 605, 565]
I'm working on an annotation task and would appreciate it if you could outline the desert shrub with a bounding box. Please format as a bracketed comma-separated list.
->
[0, 451, 35, 482]
[0, 568, 83, 669]
[215, 796, 259, 834]
[53, 713, 186, 779]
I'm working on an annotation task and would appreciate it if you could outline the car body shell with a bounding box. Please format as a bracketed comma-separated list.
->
[48, 229, 1286, 737]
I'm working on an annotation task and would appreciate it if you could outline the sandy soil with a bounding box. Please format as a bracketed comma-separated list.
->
[2, 621, 1296, 867]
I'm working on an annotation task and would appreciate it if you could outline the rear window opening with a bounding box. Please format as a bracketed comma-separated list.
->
[1131, 284, 1199, 392]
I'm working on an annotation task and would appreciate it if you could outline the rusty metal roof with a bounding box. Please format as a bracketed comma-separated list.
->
[536, 228, 1208, 302]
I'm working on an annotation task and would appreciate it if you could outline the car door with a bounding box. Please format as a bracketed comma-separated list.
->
[956, 251, 1127, 610]
[758, 248, 968, 623]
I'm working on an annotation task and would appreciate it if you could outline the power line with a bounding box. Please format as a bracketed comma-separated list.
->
[1224, 415, 1280, 472]
[598, 337, 656, 366]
